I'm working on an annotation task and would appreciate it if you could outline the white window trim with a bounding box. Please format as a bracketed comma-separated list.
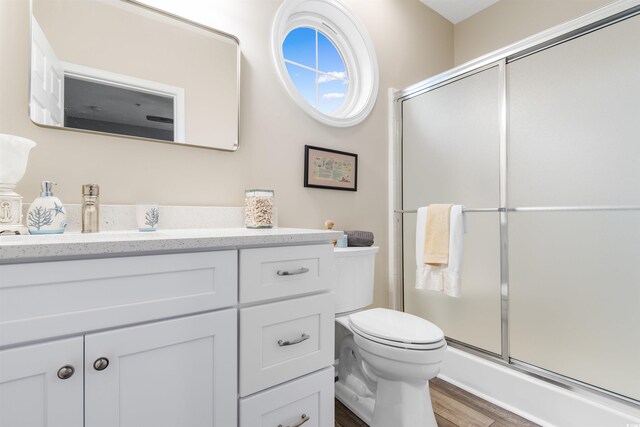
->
[272, 0, 379, 127]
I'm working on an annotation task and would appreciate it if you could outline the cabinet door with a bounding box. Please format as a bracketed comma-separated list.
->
[85, 309, 237, 427]
[0, 337, 83, 427]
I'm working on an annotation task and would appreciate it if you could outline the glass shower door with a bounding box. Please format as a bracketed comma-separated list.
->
[402, 64, 503, 355]
[507, 14, 640, 401]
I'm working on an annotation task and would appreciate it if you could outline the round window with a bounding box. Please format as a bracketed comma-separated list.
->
[272, 0, 378, 127]
[283, 27, 349, 115]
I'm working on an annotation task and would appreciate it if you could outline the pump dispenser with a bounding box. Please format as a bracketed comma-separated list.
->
[82, 184, 99, 233]
[27, 181, 67, 234]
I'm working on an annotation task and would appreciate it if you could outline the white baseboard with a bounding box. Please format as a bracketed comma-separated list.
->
[438, 347, 640, 427]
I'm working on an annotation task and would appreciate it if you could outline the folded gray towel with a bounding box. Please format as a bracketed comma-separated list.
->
[345, 230, 374, 247]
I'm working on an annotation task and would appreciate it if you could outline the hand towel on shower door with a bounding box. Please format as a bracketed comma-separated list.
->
[423, 204, 452, 265]
[416, 205, 464, 297]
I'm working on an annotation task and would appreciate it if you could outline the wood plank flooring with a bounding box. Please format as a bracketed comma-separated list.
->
[335, 377, 540, 427]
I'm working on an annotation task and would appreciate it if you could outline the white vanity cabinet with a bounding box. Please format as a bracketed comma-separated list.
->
[0, 228, 340, 427]
[0, 250, 238, 427]
[0, 311, 236, 427]
[0, 337, 84, 427]
[238, 244, 335, 427]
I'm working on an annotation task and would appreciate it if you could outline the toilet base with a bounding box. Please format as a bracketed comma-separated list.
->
[336, 375, 438, 427]
[335, 377, 375, 425]
[371, 378, 437, 427]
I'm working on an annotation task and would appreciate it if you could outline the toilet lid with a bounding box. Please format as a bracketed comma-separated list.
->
[349, 308, 444, 347]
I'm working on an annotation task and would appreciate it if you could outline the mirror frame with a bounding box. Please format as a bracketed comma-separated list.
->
[29, 0, 241, 151]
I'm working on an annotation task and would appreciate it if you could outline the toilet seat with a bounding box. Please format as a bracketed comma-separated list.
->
[349, 308, 445, 351]
[352, 328, 444, 350]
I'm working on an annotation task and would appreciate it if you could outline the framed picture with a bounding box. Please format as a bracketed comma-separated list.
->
[304, 145, 358, 191]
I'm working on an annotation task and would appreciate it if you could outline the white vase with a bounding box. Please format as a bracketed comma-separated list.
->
[0, 134, 36, 184]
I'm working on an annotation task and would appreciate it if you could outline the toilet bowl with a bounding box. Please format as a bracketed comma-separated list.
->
[334, 247, 446, 427]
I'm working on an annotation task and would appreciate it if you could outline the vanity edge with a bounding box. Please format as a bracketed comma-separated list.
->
[0, 228, 344, 263]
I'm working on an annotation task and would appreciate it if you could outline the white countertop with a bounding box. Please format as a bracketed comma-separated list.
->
[0, 228, 343, 263]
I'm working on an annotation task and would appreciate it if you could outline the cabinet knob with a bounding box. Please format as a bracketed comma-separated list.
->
[57, 365, 75, 380]
[93, 357, 110, 371]
[278, 413, 309, 427]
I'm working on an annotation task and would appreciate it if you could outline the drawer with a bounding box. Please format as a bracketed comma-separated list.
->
[239, 367, 334, 427]
[239, 293, 334, 396]
[0, 251, 237, 347]
[239, 244, 333, 303]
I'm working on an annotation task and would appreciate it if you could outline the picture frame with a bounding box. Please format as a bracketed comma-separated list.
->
[304, 145, 358, 191]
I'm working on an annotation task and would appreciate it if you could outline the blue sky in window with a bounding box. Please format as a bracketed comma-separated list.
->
[283, 27, 348, 113]
[285, 62, 316, 107]
[282, 27, 315, 68]
[318, 77, 348, 113]
[317, 32, 344, 76]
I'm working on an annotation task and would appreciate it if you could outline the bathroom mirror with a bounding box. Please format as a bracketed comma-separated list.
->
[29, 0, 240, 151]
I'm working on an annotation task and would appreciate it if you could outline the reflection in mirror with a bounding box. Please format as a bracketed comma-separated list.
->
[29, 0, 240, 151]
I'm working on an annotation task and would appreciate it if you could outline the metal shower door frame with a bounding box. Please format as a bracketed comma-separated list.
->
[390, 0, 640, 409]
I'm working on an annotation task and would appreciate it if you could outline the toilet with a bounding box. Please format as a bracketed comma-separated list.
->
[334, 246, 446, 427]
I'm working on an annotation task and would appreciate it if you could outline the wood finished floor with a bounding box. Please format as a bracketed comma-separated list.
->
[335, 377, 540, 427]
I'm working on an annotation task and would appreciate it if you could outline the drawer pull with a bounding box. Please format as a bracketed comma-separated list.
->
[277, 333, 310, 347]
[57, 365, 75, 380]
[278, 413, 309, 427]
[276, 267, 309, 276]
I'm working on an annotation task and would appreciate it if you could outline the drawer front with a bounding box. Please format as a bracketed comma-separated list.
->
[239, 244, 333, 303]
[0, 251, 237, 347]
[239, 293, 334, 396]
[239, 367, 334, 427]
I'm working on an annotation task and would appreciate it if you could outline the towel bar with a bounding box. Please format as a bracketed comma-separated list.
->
[395, 205, 640, 214]
[395, 207, 503, 214]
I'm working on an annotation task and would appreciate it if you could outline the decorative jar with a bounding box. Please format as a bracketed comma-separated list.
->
[245, 189, 274, 229]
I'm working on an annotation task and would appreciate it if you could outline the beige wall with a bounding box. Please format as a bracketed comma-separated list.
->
[454, 0, 614, 65]
[0, 0, 453, 309]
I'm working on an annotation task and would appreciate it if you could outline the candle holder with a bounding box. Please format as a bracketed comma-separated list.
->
[0, 134, 36, 235]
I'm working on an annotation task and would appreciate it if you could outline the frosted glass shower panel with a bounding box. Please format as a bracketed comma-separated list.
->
[403, 213, 502, 354]
[509, 211, 640, 401]
[402, 65, 501, 209]
[508, 14, 640, 207]
[402, 65, 502, 354]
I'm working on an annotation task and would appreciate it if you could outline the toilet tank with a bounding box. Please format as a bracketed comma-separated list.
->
[334, 246, 379, 314]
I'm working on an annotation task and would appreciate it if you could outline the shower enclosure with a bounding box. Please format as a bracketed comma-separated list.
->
[393, 2, 640, 406]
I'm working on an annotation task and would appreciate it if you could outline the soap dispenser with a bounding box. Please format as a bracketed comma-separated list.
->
[27, 181, 67, 234]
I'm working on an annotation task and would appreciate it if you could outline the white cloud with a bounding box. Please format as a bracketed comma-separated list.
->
[318, 71, 347, 83]
[322, 92, 346, 99]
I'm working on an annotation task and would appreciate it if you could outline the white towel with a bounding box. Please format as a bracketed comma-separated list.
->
[415, 205, 464, 297]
